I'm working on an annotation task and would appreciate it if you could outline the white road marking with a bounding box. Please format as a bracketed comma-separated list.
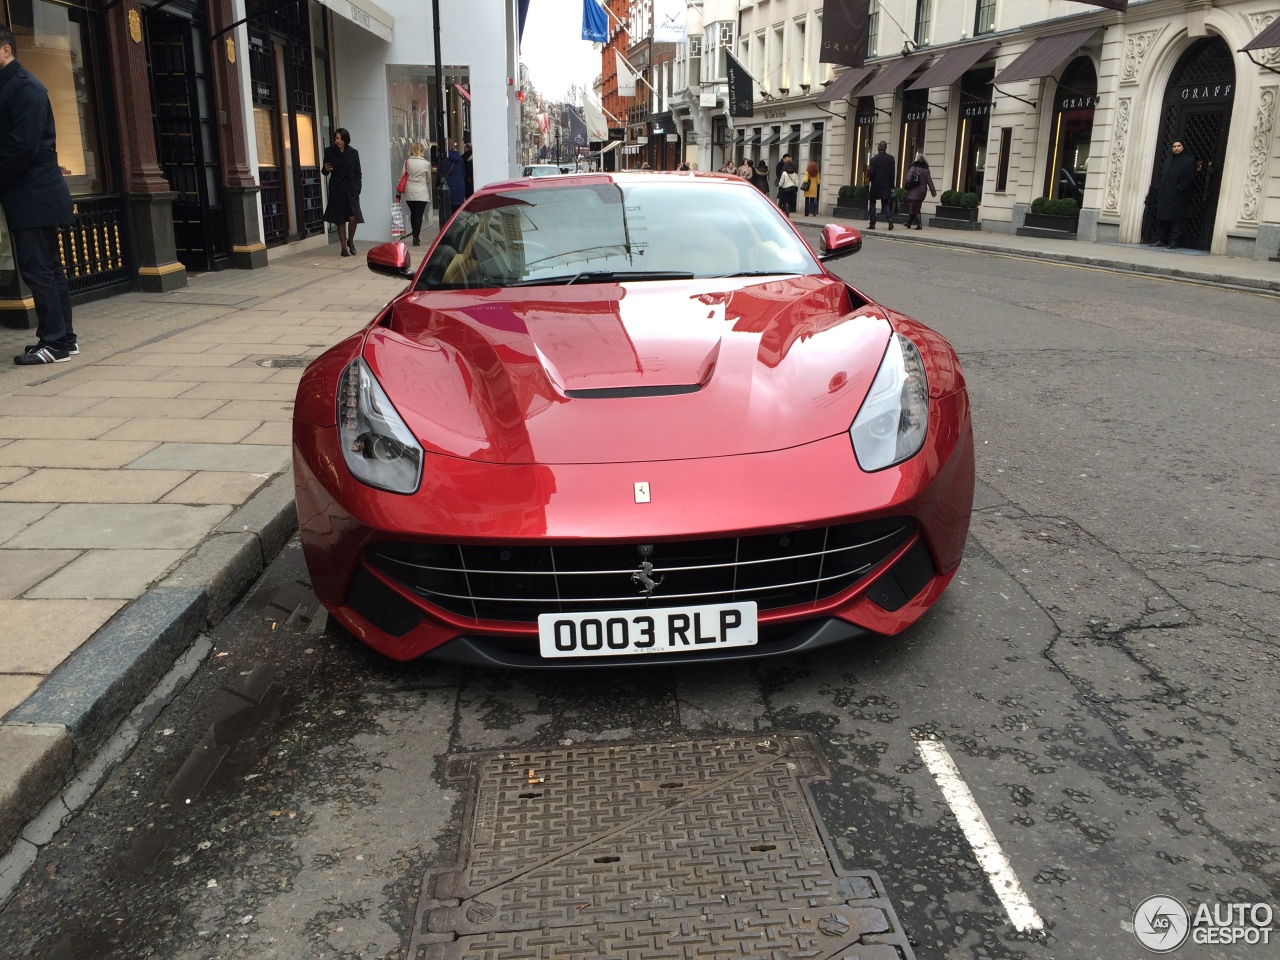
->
[915, 736, 1046, 934]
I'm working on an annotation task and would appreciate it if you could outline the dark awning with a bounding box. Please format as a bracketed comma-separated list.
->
[858, 54, 930, 97]
[760, 131, 782, 146]
[993, 28, 1101, 84]
[745, 132, 762, 145]
[733, 130, 746, 143]
[815, 65, 875, 104]
[1243, 16, 1280, 51]
[907, 39, 998, 90]
[799, 127, 824, 144]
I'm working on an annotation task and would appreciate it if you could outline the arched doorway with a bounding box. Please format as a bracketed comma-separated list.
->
[1044, 56, 1097, 204]
[1147, 37, 1235, 250]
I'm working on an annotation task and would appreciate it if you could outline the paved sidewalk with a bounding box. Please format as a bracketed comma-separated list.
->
[792, 212, 1280, 293]
[0, 243, 404, 859]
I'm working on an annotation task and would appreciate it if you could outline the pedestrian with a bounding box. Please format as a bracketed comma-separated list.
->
[398, 142, 432, 246]
[442, 143, 467, 217]
[0, 26, 78, 364]
[1153, 139, 1197, 248]
[322, 128, 363, 256]
[640, 161, 652, 170]
[736, 158, 754, 180]
[777, 160, 799, 215]
[751, 161, 770, 194]
[802, 161, 821, 217]
[904, 155, 936, 230]
[866, 140, 896, 230]
[775, 152, 792, 186]
[676, 161, 690, 172]
[462, 142, 474, 199]
[720, 160, 736, 174]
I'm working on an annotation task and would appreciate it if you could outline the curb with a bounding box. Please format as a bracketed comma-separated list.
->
[0, 472, 299, 856]
[793, 221, 1280, 294]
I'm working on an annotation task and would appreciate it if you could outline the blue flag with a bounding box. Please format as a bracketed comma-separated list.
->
[582, 0, 608, 43]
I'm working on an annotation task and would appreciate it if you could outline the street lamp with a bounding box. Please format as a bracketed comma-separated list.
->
[432, 0, 449, 229]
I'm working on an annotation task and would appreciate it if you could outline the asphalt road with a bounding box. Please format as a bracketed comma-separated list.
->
[2, 238, 1276, 960]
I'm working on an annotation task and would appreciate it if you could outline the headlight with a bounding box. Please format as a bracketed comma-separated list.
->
[849, 333, 929, 471]
[338, 358, 423, 494]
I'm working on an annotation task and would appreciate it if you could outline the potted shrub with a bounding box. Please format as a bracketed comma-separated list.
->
[1022, 196, 1080, 235]
[934, 190, 980, 223]
[892, 187, 910, 225]
[834, 184, 869, 217]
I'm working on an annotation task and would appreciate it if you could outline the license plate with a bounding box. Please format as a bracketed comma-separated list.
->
[537, 602, 758, 659]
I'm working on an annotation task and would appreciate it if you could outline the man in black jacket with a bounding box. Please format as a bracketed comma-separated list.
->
[866, 141, 896, 230]
[0, 26, 77, 364]
[1153, 140, 1197, 248]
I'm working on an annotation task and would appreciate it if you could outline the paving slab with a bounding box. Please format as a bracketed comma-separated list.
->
[6, 503, 231, 551]
[126, 442, 289, 474]
[56, 381, 198, 399]
[206, 400, 295, 421]
[0, 677, 41, 717]
[25, 550, 186, 600]
[0, 551, 81, 599]
[80, 397, 228, 420]
[177, 382, 299, 402]
[0, 417, 127, 440]
[0, 504, 58, 545]
[161, 472, 269, 505]
[0, 600, 126, 673]
[98, 418, 261, 444]
[148, 366, 276, 383]
[0, 439, 159, 470]
[0, 469, 189, 504]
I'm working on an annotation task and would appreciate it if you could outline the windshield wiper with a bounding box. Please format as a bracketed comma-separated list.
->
[724, 270, 800, 278]
[509, 270, 694, 287]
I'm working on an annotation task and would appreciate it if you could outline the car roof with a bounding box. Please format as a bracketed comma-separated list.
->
[486, 171, 749, 193]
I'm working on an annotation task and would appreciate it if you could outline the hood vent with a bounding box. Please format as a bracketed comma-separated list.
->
[565, 384, 702, 399]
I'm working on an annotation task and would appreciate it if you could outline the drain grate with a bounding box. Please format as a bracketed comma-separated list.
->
[412, 735, 914, 959]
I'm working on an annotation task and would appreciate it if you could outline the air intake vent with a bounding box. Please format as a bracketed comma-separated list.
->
[565, 384, 701, 399]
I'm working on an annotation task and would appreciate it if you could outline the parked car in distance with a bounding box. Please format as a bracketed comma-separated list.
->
[522, 164, 564, 177]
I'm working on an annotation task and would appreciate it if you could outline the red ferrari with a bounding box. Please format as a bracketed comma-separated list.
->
[293, 173, 974, 666]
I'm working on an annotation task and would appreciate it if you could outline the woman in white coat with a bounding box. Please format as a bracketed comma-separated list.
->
[398, 143, 433, 245]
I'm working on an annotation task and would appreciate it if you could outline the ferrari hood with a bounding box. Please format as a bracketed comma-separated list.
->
[363, 275, 892, 465]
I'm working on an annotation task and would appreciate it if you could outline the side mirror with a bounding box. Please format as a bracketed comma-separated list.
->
[367, 241, 413, 278]
[819, 224, 862, 263]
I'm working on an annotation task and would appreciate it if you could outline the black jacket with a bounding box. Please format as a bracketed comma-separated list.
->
[867, 150, 896, 201]
[1155, 151, 1197, 221]
[0, 60, 74, 230]
[323, 143, 362, 194]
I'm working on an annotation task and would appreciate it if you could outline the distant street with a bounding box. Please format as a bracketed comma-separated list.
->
[3, 238, 1276, 960]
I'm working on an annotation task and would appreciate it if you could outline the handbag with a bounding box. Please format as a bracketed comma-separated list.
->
[800, 177, 811, 192]
[390, 201, 406, 238]
[396, 160, 408, 196]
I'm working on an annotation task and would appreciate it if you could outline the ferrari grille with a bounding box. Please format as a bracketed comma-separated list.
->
[365, 519, 915, 623]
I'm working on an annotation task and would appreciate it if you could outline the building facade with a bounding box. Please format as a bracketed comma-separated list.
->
[818, 0, 1280, 259]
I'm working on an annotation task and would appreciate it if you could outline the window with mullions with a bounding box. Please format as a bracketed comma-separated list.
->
[867, 1, 880, 59]
[704, 21, 735, 82]
[974, 0, 996, 36]
[914, 0, 932, 47]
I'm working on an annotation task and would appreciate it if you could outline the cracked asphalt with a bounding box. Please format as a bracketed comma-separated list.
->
[0, 239, 1275, 960]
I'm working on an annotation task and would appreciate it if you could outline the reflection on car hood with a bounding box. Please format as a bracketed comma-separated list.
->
[363, 275, 892, 465]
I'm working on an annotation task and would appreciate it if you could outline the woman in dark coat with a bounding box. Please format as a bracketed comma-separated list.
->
[1154, 140, 1197, 248]
[904, 156, 937, 229]
[751, 161, 770, 194]
[322, 128, 363, 256]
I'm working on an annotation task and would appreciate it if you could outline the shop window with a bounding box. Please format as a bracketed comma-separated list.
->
[867, 1, 880, 59]
[914, 0, 932, 47]
[995, 128, 1012, 192]
[7, 0, 107, 196]
[254, 108, 278, 167]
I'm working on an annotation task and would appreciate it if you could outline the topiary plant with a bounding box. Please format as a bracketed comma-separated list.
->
[939, 189, 957, 206]
[892, 187, 908, 202]
[958, 191, 980, 209]
[1045, 197, 1079, 217]
[837, 184, 869, 201]
[1030, 196, 1049, 215]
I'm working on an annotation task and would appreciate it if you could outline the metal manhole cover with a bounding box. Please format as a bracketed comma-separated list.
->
[412, 735, 914, 959]
[256, 356, 310, 368]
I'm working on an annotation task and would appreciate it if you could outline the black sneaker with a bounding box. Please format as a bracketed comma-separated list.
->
[15, 344, 70, 364]
[25, 341, 78, 356]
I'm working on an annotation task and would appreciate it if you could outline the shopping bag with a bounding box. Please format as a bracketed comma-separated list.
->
[396, 160, 409, 195]
[390, 201, 406, 238]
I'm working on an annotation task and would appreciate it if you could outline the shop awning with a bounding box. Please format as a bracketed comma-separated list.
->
[745, 132, 762, 145]
[798, 128, 825, 144]
[815, 65, 875, 104]
[760, 131, 782, 146]
[733, 130, 747, 143]
[1243, 16, 1280, 51]
[858, 54, 930, 97]
[907, 40, 998, 90]
[314, 0, 394, 42]
[594, 140, 622, 154]
[993, 28, 1101, 84]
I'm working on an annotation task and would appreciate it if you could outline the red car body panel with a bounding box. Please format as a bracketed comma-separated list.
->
[293, 172, 975, 663]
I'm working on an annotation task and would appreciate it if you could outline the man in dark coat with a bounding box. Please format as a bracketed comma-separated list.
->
[1154, 140, 1197, 248]
[0, 27, 77, 364]
[866, 140, 896, 231]
[443, 146, 467, 217]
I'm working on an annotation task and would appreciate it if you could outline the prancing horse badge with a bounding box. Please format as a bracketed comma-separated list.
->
[634, 482, 651, 504]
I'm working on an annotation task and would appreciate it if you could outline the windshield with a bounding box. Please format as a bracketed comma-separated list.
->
[416, 181, 820, 290]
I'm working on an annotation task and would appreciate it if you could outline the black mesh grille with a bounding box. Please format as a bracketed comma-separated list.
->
[366, 519, 915, 623]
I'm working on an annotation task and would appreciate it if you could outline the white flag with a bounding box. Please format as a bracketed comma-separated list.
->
[583, 96, 609, 142]
[615, 50, 636, 97]
[653, 0, 687, 43]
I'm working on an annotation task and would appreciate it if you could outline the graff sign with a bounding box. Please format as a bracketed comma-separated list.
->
[963, 103, 991, 118]
[904, 110, 927, 122]
[1175, 83, 1233, 102]
[1060, 96, 1095, 110]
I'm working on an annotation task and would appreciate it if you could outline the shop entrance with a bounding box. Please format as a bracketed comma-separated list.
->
[1148, 37, 1235, 251]
[1044, 56, 1096, 204]
[145, 5, 228, 273]
[953, 68, 993, 197]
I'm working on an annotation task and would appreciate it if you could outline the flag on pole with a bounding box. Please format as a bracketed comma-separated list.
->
[537, 113, 550, 135]
[581, 0, 608, 43]
[567, 107, 589, 149]
[653, 0, 688, 43]
[820, 0, 870, 69]
[583, 96, 609, 142]
[615, 50, 636, 97]
[725, 51, 754, 118]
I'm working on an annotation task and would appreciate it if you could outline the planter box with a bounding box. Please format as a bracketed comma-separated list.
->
[934, 205, 979, 222]
[1023, 213, 1079, 233]
[833, 198, 868, 217]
